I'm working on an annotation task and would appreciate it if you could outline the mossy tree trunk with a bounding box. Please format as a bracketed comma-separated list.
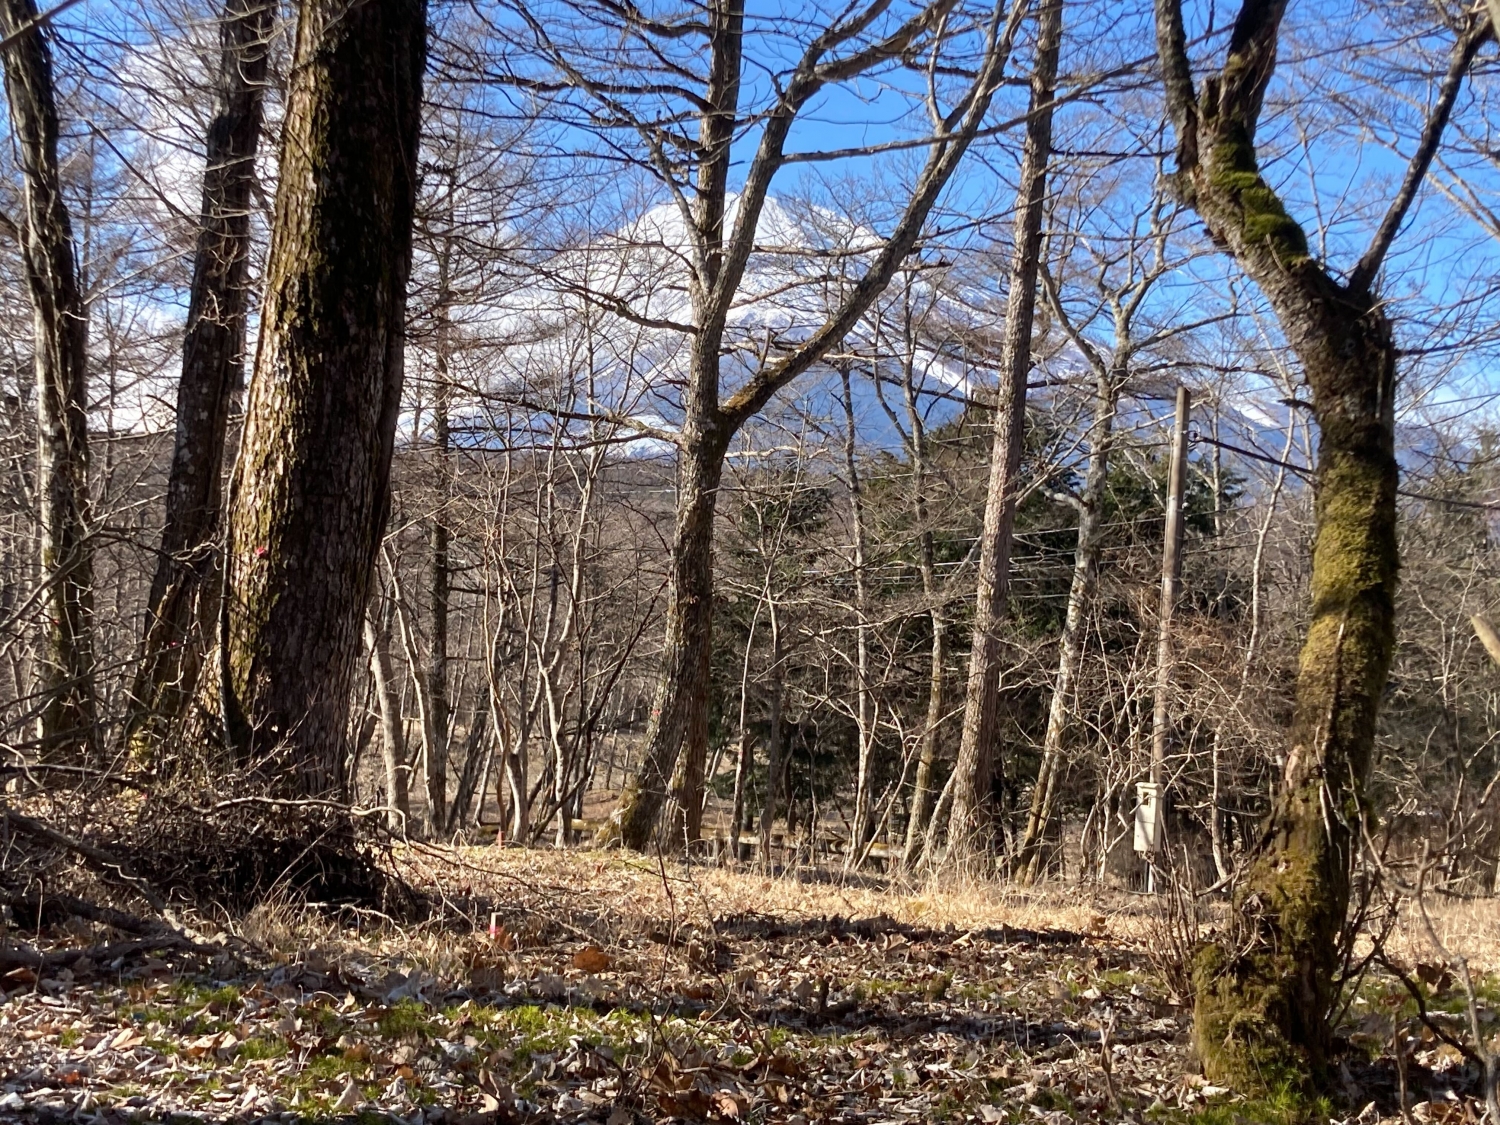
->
[219, 0, 425, 796]
[0, 0, 96, 755]
[129, 0, 273, 756]
[1154, 0, 1489, 1090]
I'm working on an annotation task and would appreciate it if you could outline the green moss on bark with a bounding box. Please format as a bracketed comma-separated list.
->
[1170, 12, 1401, 1112]
[1207, 137, 1309, 264]
[1192, 943, 1311, 1098]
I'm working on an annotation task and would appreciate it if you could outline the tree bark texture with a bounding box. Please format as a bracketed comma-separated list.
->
[129, 0, 273, 756]
[0, 0, 96, 754]
[945, 0, 1061, 864]
[612, 428, 727, 849]
[1150, 0, 1473, 1089]
[219, 0, 425, 796]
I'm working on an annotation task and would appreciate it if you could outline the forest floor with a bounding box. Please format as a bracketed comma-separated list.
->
[1, 847, 1496, 1125]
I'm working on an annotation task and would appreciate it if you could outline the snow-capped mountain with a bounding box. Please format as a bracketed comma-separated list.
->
[438, 194, 1002, 453]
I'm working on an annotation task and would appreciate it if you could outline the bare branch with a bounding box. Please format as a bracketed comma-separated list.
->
[1348, 17, 1492, 295]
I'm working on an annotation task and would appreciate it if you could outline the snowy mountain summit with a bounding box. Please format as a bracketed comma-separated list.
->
[479, 194, 998, 448]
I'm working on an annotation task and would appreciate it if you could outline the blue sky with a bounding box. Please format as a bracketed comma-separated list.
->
[23, 0, 1500, 457]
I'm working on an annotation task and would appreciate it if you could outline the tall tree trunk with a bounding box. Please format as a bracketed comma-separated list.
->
[129, 0, 272, 754]
[1189, 225, 1399, 1093]
[840, 368, 876, 866]
[0, 0, 96, 754]
[758, 607, 785, 869]
[365, 611, 409, 830]
[1015, 370, 1120, 882]
[900, 317, 946, 867]
[218, 0, 425, 795]
[610, 427, 727, 849]
[427, 341, 451, 828]
[1151, 0, 1478, 1088]
[945, 0, 1062, 863]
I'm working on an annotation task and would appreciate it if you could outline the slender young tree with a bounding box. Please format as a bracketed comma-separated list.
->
[944, 0, 1062, 863]
[893, 304, 951, 868]
[862, 273, 962, 867]
[218, 0, 425, 795]
[1013, 189, 1188, 881]
[129, 0, 274, 753]
[601, 0, 1031, 850]
[364, 607, 410, 830]
[0, 0, 96, 753]
[1154, 0, 1490, 1088]
[839, 366, 877, 863]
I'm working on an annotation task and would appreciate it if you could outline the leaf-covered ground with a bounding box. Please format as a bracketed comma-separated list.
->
[0, 849, 1494, 1125]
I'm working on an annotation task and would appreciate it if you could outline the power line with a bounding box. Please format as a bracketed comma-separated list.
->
[1194, 434, 1500, 514]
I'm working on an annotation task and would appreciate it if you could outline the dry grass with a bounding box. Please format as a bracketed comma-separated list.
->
[213, 845, 1495, 991]
[396, 845, 1500, 970]
[397, 845, 1169, 934]
[1380, 894, 1500, 975]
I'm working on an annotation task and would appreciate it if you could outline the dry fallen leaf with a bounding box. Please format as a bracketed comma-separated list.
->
[572, 945, 612, 973]
[183, 1034, 219, 1059]
[332, 1078, 361, 1112]
[713, 1090, 742, 1118]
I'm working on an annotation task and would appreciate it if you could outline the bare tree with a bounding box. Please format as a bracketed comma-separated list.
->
[364, 600, 410, 830]
[1012, 190, 1183, 881]
[1154, 0, 1491, 1089]
[944, 0, 1062, 863]
[0, 0, 96, 754]
[128, 0, 274, 756]
[541, 0, 1036, 850]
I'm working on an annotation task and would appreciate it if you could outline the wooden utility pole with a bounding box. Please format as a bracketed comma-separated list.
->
[1151, 386, 1191, 787]
[1140, 386, 1189, 878]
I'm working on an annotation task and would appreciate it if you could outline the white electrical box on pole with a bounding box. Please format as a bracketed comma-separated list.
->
[1141, 386, 1190, 888]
